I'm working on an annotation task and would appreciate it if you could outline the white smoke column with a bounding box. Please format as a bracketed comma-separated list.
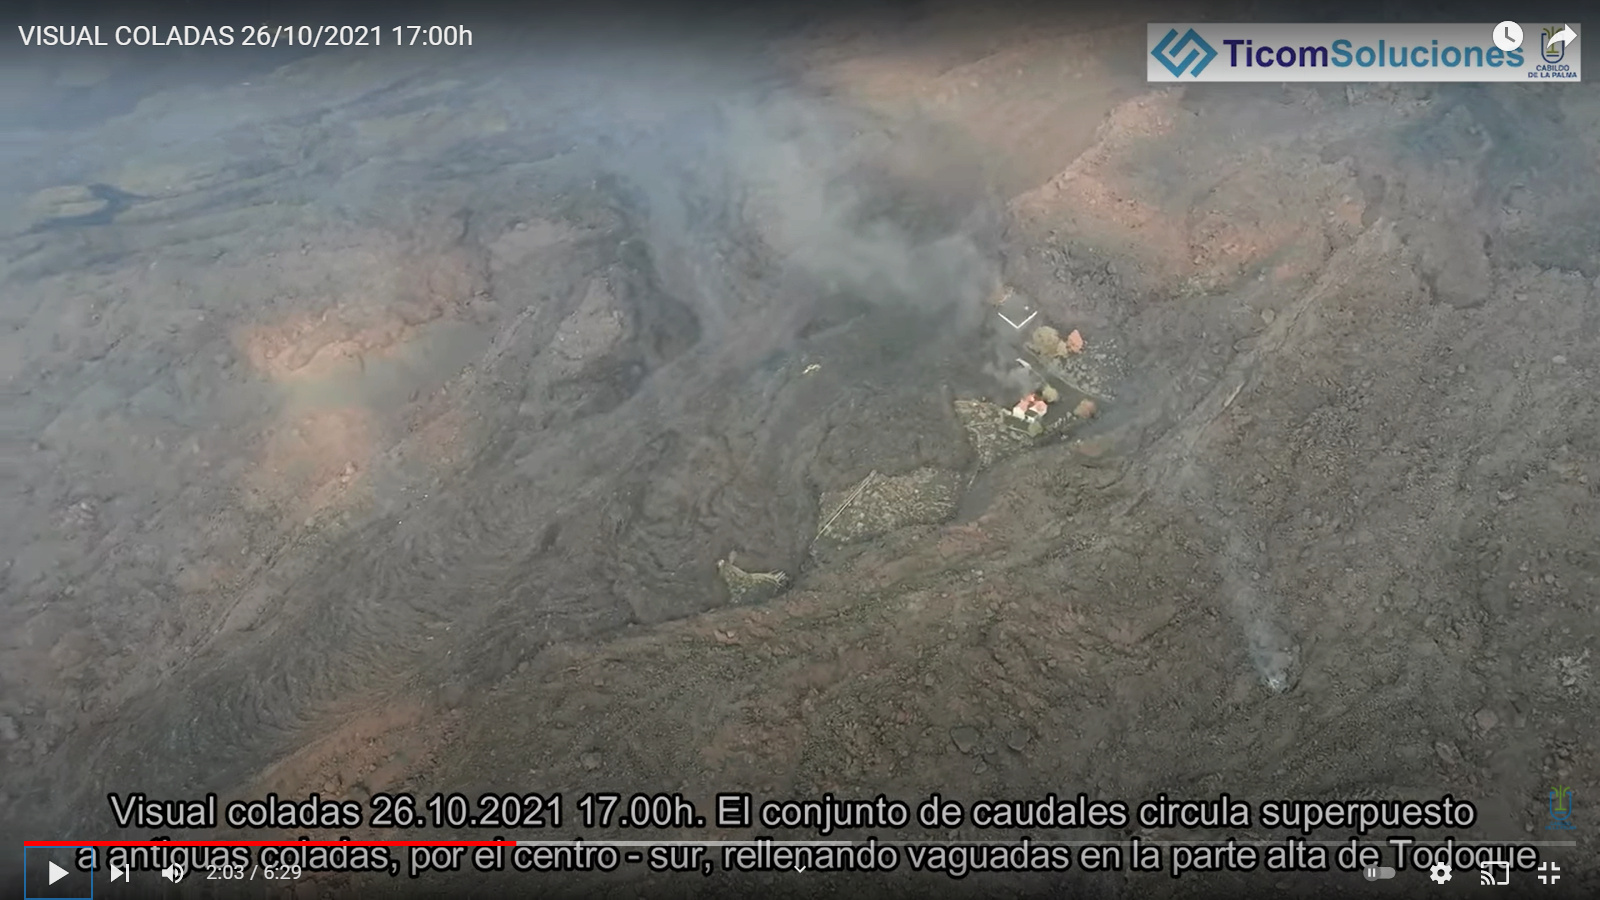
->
[1220, 531, 1302, 693]
[719, 93, 998, 316]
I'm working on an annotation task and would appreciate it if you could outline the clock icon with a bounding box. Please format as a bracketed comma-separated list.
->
[1493, 21, 1523, 52]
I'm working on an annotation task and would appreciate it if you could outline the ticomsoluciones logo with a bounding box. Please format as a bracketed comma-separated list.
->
[1152, 28, 1218, 76]
[1152, 28, 1527, 76]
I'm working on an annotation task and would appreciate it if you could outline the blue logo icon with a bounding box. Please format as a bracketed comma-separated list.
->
[1548, 786, 1575, 830]
[1152, 28, 1218, 77]
[1541, 27, 1567, 63]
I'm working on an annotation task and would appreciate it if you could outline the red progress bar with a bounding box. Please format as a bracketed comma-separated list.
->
[25, 840, 516, 846]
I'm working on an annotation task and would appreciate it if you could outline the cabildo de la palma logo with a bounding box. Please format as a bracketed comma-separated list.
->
[1541, 25, 1570, 62]
[1151, 27, 1218, 77]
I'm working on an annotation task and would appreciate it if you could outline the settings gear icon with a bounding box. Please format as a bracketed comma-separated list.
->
[1430, 861, 1453, 884]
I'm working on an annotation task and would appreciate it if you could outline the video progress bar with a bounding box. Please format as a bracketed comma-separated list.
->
[515, 840, 1580, 847]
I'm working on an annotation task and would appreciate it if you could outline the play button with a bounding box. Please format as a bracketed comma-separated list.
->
[22, 847, 93, 899]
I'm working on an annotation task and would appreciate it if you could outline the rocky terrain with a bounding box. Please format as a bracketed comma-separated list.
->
[1, 3, 1596, 898]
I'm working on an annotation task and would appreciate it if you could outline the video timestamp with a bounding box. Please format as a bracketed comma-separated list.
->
[207, 863, 303, 880]
[369, 792, 706, 830]
[234, 24, 473, 48]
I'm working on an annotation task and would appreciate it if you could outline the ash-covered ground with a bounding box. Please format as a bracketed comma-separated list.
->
[1, 3, 1596, 898]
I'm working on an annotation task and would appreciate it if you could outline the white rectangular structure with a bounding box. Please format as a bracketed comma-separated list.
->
[1148, 23, 1580, 82]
